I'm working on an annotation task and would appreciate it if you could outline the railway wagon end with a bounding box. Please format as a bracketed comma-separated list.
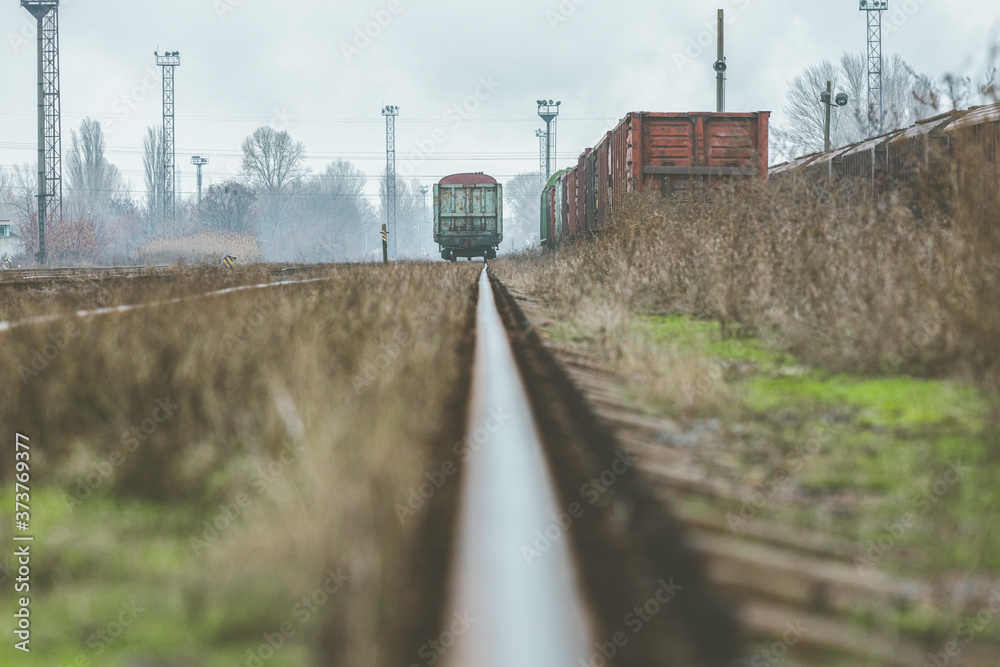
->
[434, 173, 503, 261]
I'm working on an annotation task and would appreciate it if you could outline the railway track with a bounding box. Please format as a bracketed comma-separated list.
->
[0, 263, 328, 288]
[429, 267, 743, 667]
[506, 287, 1000, 666]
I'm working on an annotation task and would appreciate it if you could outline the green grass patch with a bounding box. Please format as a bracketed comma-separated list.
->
[637, 313, 1000, 574]
[0, 488, 312, 666]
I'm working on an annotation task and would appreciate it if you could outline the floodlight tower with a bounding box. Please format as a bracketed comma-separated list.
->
[537, 100, 561, 180]
[21, 0, 62, 265]
[156, 50, 181, 219]
[535, 129, 548, 184]
[190, 156, 209, 205]
[382, 105, 399, 258]
[860, 1, 888, 135]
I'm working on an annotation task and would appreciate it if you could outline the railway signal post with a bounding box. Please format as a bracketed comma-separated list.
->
[381, 224, 388, 265]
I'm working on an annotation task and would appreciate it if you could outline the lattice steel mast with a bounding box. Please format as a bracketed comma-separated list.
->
[536, 129, 547, 184]
[22, 1, 62, 265]
[860, 1, 888, 135]
[382, 105, 399, 259]
[537, 100, 561, 180]
[156, 50, 181, 219]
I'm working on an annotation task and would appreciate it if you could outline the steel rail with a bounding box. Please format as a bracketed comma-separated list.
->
[0, 276, 333, 334]
[442, 268, 595, 667]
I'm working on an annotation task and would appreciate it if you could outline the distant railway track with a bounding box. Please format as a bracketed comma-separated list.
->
[0, 263, 332, 288]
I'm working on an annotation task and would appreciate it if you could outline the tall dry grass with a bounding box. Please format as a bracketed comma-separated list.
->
[0, 263, 480, 665]
[496, 156, 1000, 395]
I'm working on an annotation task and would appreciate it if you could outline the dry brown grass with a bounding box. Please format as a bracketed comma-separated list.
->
[0, 262, 480, 665]
[495, 162, 1000, 395]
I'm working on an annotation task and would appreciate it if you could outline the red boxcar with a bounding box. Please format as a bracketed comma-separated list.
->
[610, 111, 770, 200]
[564, 167, 579, 235]
[577, 148, 592, 233]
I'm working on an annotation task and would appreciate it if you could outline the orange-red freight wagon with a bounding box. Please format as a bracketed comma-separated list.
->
[577, 147, 593, 235]
[564, 167, 579, 235]
[609, 111, 770, 206]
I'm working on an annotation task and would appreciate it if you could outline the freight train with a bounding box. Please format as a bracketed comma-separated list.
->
[768, 101, 1000, 198]
[434, 173, 503, 261]
[541, 111, 771, 246]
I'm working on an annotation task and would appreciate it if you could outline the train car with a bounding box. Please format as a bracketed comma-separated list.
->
[609, 111, 770, 200]
[540, 169, 570, 247]
[577, 147, 593, 233]
[563, 167, 579, 235]
[768, 101, 1000, 202]
[434, 173, 503, 261]
[544, 110, 770, 241]
[944, 103, 1000, 197]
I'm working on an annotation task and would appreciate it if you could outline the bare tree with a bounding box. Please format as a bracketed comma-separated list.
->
[269, 160, 376, 262]
[2, 163, 39, 224]
[68, 118, 126, 198]
[198, 180, 259, 233]
[66, 118, 131, 254]
[241, 126, 307, 193]
[142, 125, 166, 222]
[773, 52, 936, 161]
[501, 171, 543, 253]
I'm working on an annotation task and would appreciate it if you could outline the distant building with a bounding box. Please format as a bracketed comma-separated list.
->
[0, 221, 23, 259]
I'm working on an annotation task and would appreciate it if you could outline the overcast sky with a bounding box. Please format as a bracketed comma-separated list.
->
[1, 0, 997, 204]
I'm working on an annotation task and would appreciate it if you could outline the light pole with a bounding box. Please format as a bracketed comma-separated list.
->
[535, 129, 547, 184]
[191, 156, 209, 205]
[419, 185, 430, 257]
[820, 81, 849, 152]
[714, 9, 727, 113]
[537, 100, 561, 180]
